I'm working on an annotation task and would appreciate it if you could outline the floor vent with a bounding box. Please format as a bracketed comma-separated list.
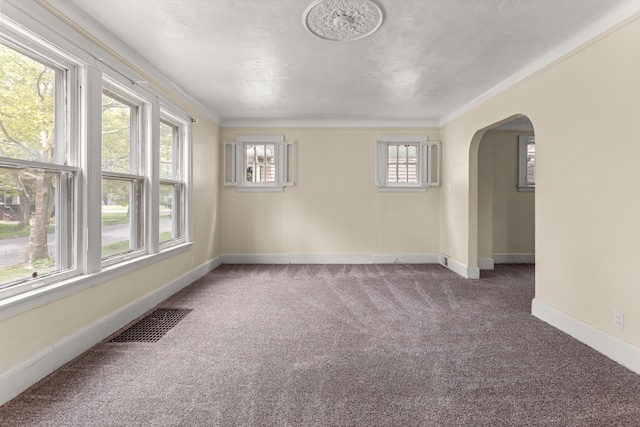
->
[109, 308, 193, 343]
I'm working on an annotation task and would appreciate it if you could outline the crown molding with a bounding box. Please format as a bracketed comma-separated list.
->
[439, 5, 640, 127]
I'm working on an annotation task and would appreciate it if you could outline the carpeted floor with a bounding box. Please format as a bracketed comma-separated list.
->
[1, 264, 639, 426]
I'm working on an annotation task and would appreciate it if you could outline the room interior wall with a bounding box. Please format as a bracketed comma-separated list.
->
[0, 114, 222, 374]
[441, 13, 640, 354]
[477, 131, 535, 262]
[220, 128, 441, 262]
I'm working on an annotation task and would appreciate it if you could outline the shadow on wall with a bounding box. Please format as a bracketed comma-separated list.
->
[475, 115, 535, 271]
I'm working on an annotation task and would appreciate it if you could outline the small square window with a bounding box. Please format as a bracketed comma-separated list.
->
[375, 135, 440, 191]
[224, 135, 295, 192]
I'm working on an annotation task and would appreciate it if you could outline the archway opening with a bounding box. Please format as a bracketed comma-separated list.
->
[474, 115, 535, 275]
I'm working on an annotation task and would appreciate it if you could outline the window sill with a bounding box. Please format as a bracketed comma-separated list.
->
[518, 186, 535, 192]
[377, 186, 428, 192]
[0, 242, 193, 321]
[235, 186, 287, 193]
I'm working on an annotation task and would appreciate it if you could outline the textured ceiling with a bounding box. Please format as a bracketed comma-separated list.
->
[48, 0, 640, 126]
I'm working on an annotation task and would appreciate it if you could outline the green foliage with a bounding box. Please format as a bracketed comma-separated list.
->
[32, 258, 54, 269]
[0, 43, 55, 162]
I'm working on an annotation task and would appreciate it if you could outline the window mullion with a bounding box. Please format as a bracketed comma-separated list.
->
[84, 65, 103, 274]
[147, 100, 160, 254]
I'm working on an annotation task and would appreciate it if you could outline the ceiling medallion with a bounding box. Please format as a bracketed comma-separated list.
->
[303, 0, 384, 42]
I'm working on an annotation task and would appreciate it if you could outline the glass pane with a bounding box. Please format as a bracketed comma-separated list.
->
[388, 164, 398, 183]
[388, 145, 397, 162]
[244, 144, 276, 183]
[0, 167, 61, 287]
[407, 145, 417, 163]
[0, 44, 58, 163]
[265, 145, 275, 182]
[102, 179, 132, 257]
[245, 145, 256, 164]
[159, 121, 174, 179]
[102, 93, 133, 173]
[159, 183, 183, 244]
[398, 145, 407, 163]
[397, 164, 408, 183]
[527, 143, 536, 185]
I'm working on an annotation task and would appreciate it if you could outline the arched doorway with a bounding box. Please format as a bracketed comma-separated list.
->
[474, 115, 535, 273]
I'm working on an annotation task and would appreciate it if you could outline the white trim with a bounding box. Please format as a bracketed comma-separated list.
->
[532, 298, 640, 376]
[221, 253, 442, 265]
[221, 119, 440, 129]
[0, 256, 222, 406]
[0, 243, 193, 322]
[441, 255, 480, 279]
[290, 253, 374, 264]
[33, 0, 222, 124]
[493, 253, 535, 264]
[377, 187, 427, 193]
[439, 4, 640, 127]
[221, 254, 291, 264]
[373, 254, 442, 264]
[478, 258, 495, 270]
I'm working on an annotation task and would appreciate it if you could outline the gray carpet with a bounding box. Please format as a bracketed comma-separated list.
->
[1, 264, 639, 426]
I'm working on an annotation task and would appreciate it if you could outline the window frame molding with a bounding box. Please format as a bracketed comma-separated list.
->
[0, 0, 194, 316]
[158, 104, 192, 250]
[375, 135, 440, 192]
[99, 75, 151, 267]
[224, 134, 295, 192]
[518, 135, 535, 192]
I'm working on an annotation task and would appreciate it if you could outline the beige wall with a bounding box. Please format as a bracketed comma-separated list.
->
[0, 114, 222, 372]
[441, 14, 640, 348]
[221, 128, 441, 257]
[478, 131, 535, 258]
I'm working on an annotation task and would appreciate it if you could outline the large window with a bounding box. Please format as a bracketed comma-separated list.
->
[0, 37, 77, 295]
[518, 135, 535, 192]
[224, 135, 294, 192]
[375, 135, 440, 191]
[0, 11, 192, 303]
[159, 113, 188, 246]
[101, 89, 146, 262]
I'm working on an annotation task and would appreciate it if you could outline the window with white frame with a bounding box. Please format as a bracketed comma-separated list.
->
[0, 4, 192, 304]
[158, 112, 188, 246]
[375, 135, 440, 191]
[101, 86, 146, 263]
[518, 135, 535, 192]
[0, 32, 78, 294]
[224, 135, 295, 192]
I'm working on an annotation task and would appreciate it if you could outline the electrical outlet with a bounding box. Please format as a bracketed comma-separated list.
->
[614, 310, 624, 330]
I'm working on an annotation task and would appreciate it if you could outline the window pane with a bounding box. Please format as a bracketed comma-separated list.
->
[159, 121, 174, 180]
[0, 167, 63, 287]
[388, 145, 397, 162]
[265, 144, 275, 182]
[244, 144, 275, 183]
[527, 143, 535, 185]
[102, 93, 133, 173]
[159, 183, 183, 244]
[387, 143, 418, 184]
[102, 178, 132, 258]
[0, 43, 58, 163]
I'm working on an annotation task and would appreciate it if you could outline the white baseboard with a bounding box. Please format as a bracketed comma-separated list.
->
[478, 258, 495, 270]
[221, 254, 290, 264]
[373, 254, 442, 264]
[290, 253, 373, 264]
[493, 253, 535, 264]
[441, 255, 480, 279]
[221, 253, 441, 265]
[0, 256, 222, 406]
[532, 298, 640, 376]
